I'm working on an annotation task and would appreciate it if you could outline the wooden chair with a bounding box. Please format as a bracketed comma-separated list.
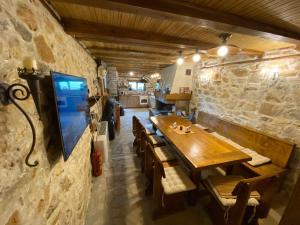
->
[144, 137, 177, 195]
[204, 174, 279, 225]
[147, 143, 196, 219]
[140, 128, 167, 171]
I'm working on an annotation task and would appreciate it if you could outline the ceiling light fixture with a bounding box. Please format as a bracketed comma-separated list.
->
[192, 49, 201, 62]
[217, 33, 232, 57]
[129, 71, 134, 76]
[217, 45, 229, 57]
[176, 51, 184, 65]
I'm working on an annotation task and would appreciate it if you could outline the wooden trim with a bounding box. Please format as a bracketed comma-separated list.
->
[53, 0, 300, 43]
[62, 18, 216, 50]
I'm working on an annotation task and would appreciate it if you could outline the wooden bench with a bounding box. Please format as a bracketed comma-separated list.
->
[197, 111, 296, 177]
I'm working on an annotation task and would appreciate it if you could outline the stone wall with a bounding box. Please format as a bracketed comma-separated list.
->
[118, 76, 156, 94]
[107, 67, 118, 97]
[0, 1, 98, 225]
[191, 48, 300, 212]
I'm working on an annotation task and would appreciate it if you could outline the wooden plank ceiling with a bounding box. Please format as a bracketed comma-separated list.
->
[49, 0, 300, 76]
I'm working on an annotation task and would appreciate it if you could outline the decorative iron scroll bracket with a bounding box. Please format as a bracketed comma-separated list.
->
[0, 68, 46, 167]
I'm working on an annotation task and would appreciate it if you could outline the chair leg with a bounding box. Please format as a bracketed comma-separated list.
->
[144, 149, 154, 195]
[140, 151, 145, 173]
[136, 139, 141, 157]
[152, 193, 185, 220]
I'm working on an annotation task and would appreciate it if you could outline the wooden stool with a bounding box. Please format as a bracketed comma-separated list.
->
[147, 144, 196, 220]
[203, 174, 279, 225]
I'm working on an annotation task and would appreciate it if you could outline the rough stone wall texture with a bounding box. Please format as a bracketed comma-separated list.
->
[107, 67, 118, 97]
[191, 48, 300, 208]
[0, 1, 98, 225]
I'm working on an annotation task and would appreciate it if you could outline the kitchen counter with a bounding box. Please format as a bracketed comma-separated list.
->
[119, 95, 149, 108]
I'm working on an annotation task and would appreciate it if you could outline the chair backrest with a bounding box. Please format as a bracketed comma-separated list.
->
[197, 111, 295, 168]
[140, 130, 148, 153]
[132, 116, 138, 135]
[146, 143, 165, 178]
[135, 119, 143, 139]
[227, 174, 279, 225]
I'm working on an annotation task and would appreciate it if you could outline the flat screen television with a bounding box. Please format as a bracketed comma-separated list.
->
[51, 72, 90, 161]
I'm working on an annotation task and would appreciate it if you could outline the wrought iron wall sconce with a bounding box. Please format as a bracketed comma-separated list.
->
[0, 67, 46, 167]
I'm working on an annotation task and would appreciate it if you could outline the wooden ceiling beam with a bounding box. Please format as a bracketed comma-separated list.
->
[106, 66, 167, 70]
[63, 18, 215, 50]
[80, 37, 187, 51]
[96, 57, 173, 64]
[92, 51, 174, 61]
[55, 0, 300, 43]
[88, 46, 176, 57]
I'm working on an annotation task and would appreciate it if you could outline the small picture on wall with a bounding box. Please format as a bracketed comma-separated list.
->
[185, 69, 192, 76]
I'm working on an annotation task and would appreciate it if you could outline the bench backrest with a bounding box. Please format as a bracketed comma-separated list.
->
[197, 111, 295, 168]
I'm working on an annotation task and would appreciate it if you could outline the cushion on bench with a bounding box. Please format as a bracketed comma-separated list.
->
[211, 132, 245, 150]
[240, 148, 271, 167]
[194, 124, 208, 130]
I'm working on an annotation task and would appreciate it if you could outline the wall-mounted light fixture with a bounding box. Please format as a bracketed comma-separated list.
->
[261, 67, 280, 85]
[0, 57, 47, 167]
[200, 72, 211, 85]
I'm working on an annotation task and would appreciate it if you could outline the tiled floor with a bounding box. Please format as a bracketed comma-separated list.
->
[85, 108, 277, 225]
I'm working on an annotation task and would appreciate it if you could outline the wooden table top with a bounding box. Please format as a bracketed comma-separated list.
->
[150, 115, 251, 171]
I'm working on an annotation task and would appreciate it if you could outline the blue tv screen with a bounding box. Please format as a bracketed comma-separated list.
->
[51, 72, 90, 161]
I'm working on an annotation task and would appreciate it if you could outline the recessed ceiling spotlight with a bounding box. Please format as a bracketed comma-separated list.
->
[129, 71, 134, 76]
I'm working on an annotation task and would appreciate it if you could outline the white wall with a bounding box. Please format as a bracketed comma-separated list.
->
[160, 63, 194, 93]
[171, 63, 194, 93]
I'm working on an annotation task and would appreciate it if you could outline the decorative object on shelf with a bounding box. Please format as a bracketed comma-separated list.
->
[0, 57, 48, 167]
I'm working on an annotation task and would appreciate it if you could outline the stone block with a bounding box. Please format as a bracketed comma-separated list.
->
[259, 102, 283, 116]
[5, 210, 20, 225]
[16, 3, 38, 31]
[34, 35, 55, 63]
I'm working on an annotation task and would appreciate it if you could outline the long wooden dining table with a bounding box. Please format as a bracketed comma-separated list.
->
[150, 115, 251, 185]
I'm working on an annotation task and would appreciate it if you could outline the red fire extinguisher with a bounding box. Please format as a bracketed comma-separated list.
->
[91, 139, 102, 177]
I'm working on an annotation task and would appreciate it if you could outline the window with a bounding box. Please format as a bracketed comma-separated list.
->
[128, 82, 145, 91]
